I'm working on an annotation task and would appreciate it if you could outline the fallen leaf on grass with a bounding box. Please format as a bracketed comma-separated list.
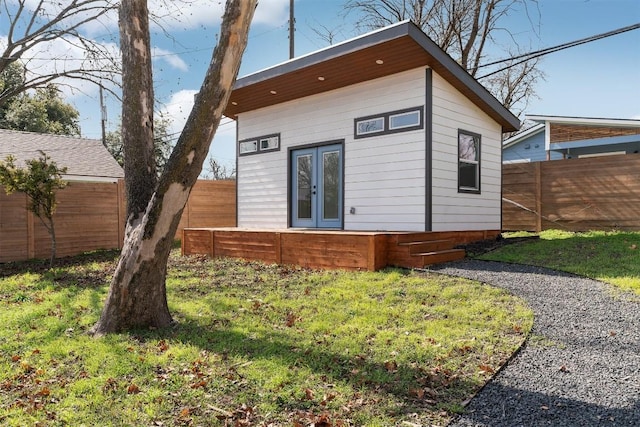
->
[103, 378, 118, 392]
[478, 364, 495, 374]
[304, 388, 314, 400]
[35, 387, 50, 397]
[157, 340, 169, 353]
[127, 383, 140, 394]
[286, 312, 298, 327]
[384, 360, 398, 373]
[190, 380, 207, 389]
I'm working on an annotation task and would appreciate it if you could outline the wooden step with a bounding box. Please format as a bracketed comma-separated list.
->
[418, 249, 466, 266]
[399, 239, 455, 254]
[395, 232, 438, 244]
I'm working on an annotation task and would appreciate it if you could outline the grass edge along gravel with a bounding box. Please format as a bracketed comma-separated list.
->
[479, 230, 640, 295]
[0, 249, 532, 426]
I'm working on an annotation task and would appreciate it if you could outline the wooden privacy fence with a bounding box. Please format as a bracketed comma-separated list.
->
[0, 179, 236, 263]
[502, 154, 640, 232]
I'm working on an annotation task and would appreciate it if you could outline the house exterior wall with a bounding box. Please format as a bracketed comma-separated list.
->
[503, 132, 562, 163]
[237, 68, 427, 231]
[237, 67, 504, 232]
[430, 73, 503, 231]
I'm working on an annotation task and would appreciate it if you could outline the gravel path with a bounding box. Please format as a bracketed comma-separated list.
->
[430, 259, 640, 427]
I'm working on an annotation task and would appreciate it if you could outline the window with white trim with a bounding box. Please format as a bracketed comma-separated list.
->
[259, 135, 279, 151]
[239, 133, 280, 156]
[356, 117, 384, 136]
[389, 110, 421, 130]
[458, 130, 481, 193]
[239, 140, 257, 154]
[354, 106, 423, 139]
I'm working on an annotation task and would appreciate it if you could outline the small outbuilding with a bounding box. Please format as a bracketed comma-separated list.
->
[184, 21, 521, 270]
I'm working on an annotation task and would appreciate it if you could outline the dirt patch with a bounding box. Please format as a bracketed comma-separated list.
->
[457, 235, 540, 257]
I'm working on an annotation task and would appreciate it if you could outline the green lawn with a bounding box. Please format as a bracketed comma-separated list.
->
[480, 230, 640, 295]
[0, 250, 532, 426]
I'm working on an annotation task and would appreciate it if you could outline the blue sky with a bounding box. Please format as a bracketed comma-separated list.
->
[9, 0, 639, 171]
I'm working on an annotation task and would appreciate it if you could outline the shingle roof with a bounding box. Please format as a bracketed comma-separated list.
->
[0, 129, 124, 181]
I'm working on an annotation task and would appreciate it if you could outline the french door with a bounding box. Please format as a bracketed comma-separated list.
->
[291, 144, 343, 228]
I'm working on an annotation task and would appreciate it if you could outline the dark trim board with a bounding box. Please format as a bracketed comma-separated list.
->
[425, 68, 433, 231]
[287, 139, 346, 229]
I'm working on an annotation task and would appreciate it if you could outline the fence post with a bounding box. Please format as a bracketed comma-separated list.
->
[535, 162, 542, 233]
[26, 202, 35, 259]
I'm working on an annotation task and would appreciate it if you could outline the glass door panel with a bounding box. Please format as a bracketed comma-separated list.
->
[297, 154, 313, 220]
[291, 144, 342, 228]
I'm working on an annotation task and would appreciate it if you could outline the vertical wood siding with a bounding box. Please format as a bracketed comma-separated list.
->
[1, 180, 236, 263]
[503, 155, 640, 231]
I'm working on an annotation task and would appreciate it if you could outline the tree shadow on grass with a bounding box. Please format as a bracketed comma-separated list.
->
[0, 249, 120, 279]
[135, 312, 482, 419]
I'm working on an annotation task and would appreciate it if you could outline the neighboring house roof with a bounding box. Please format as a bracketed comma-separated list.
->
[503, 123, 545, 149]
[526, 115, 640, 127]
[503, 115, 640, 161]
[225, 20, 520, 132]
[0, 129, 124, 182]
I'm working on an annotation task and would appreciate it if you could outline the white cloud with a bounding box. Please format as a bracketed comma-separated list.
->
[146, 0, 290, 31]
[152, 47, 189, 71]
[14, 35, 120, 101]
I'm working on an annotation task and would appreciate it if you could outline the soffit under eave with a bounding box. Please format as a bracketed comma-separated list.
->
[225, 31, 519, 132]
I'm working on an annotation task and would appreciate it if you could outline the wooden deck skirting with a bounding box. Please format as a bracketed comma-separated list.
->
[182, 228, 500, 271]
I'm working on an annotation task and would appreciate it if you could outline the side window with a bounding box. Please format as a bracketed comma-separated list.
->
[239, 134, 280, 156]
[458, 130, 481, 193]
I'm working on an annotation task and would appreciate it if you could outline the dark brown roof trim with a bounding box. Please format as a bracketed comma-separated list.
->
[228, 21, 520, 132]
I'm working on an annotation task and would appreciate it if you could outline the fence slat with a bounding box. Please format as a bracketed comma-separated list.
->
[503, 154, 640, 232]
[1, 179, 236, 263]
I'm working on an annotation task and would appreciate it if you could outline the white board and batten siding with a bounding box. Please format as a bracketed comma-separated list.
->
[237, 67, 503, 232]
[237, 68, 427, 231]
[431, 73, 502, 231]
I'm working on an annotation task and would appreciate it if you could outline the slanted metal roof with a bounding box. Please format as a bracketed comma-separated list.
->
[225, 21, 520, 132]
[0, 129, 124, 181]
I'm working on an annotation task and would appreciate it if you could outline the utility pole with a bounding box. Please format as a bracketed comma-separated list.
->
[289, 0, 295, 59]
[99, 85, 107, 147]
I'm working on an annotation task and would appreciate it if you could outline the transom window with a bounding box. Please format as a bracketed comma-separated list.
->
[354, 106, 423, 139]
[389, 110, 421, 130]
[239, 133, 280, 156]
[458, 130, 481, 193]
[356, 117, 384, 135]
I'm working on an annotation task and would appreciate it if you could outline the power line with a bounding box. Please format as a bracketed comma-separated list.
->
[477, 23, 640, 79]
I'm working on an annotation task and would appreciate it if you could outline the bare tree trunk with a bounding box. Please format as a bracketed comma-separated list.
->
[90, 0, 256, 336]
[120, 0, 157, 220]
